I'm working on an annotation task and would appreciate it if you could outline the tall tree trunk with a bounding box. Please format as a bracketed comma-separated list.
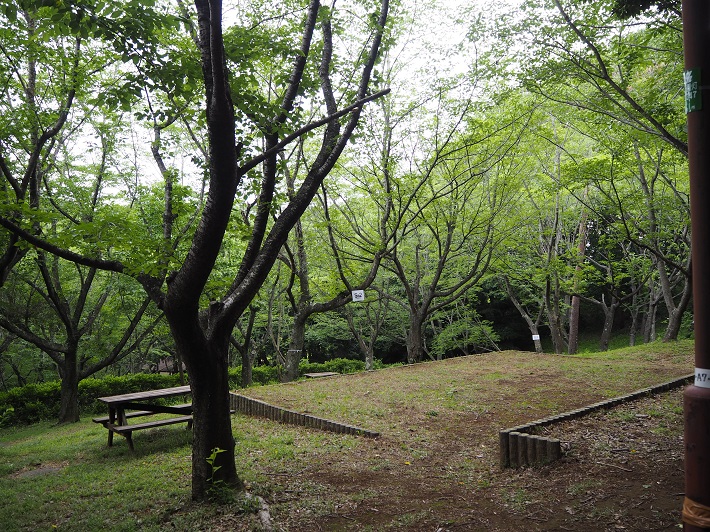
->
[344, 306, 381, 371]
[365, 348, 374, 371]
[545, 277, 567, 354]
[628, 276, 640, 346]
[598, 296, 620, 351]
[629, 306, 639, 346]
[189, 351, 240, 500]
[406, 313, 426, 363]
[664, 283, 692, 341]
[240, 349, 254, 388]
[568, 191, 589, 355]
[168, 315, 242, 500]
[347, 313, 372, 369]
[545, 148, 567, 355]
[283, 312, 307, 382]
[503, 276, 544, 353]
[532, 330, 543, 353]
[231, 307, 256, 387]
[643, 279, 660, 342]
[58, 351, 79, 424]
[568, 295, 581, 354]
[644, 304, 657, 343]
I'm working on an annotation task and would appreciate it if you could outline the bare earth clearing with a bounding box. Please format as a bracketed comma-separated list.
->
[201, 347, 691, 531]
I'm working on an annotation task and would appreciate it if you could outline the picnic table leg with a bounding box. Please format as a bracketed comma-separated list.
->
[113, 407, 130, 448]
[107, 407, 116, 447]
[124, 431, 135, 452]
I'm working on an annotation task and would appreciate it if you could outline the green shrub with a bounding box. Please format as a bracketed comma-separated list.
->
[299, 358, 366, 376]
[228, 368, 240, 389]
[251, 365, 278, 385]
[0, 406, 14, 426]
[0, 373, 186, 427]
[0, 382, 61, 425]
[298, 361, 329, 375]
[228, 366, 279, 388]
[323, 358, 366, 374]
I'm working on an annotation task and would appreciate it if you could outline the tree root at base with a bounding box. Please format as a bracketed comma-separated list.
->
[245, 492, 273, 531]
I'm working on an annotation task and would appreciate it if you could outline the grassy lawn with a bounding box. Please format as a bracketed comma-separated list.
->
[0, 340, 694, 531]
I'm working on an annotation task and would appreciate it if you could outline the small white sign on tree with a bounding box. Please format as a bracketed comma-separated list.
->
[352, 290, 365, 302]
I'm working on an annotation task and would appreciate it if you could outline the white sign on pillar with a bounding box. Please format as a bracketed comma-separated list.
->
[352, 290, 365, 302]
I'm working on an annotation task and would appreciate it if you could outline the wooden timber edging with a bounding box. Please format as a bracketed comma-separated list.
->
[229, 392, 380, 439]
[499, 373, 694, 469]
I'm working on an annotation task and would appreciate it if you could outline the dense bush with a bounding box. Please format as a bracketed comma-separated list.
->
[0, 373, 185, 427]
[0, 381, 59, 426]
[227, 365, 279, 388]
[300, 358, 366, 375]
[229, 358, 384, 388]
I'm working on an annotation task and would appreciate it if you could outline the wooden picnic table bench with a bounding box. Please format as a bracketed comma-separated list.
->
[303, 372, 339, 378]
[95, 386, 192, 451]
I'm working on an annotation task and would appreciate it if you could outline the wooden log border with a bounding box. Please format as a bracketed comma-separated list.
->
[499, 373, 693, 469]
[229, 392, 380, 439]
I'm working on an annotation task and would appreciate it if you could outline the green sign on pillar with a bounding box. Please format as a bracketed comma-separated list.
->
[685, 68, 703, 113]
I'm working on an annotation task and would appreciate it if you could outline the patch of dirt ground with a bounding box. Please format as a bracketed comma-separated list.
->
[210, 352, 691, 531]
[287, 393, 684, 531]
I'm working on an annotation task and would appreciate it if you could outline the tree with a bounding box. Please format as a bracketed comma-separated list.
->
[277, 154, 385, 382]
[0, 4, 88, 285]
[510, 0, 686, 156]
[430, 299, 500, 358]
[0, 2, 176, 417]
[501, 179, 583, 354]
[276, 0, 428, 378]
[502, 274, 545, 353]
[230, 304, 258, 387]
[0, 254, 159, 422]
[342, 279, 401, 369]
[485, 99, 583, 354]
[575, 139, 691, 342]
[471, 0, 690, 345]
[1, 0, 390, 500]
[485, 0, 690, 342]
[382, 103, 519, 362]
[573, 211, 642, 351]
[610, 0, 680, 19]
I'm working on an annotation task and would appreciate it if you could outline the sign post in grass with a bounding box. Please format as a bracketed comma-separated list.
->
[682, 1, 710, 529]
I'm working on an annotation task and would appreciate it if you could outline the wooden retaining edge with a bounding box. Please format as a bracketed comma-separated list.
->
[229, 392, 380, 439]
[499, 373, 694, 469]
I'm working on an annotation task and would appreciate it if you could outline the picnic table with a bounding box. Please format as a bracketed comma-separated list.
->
[94, 385, 192, 451]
